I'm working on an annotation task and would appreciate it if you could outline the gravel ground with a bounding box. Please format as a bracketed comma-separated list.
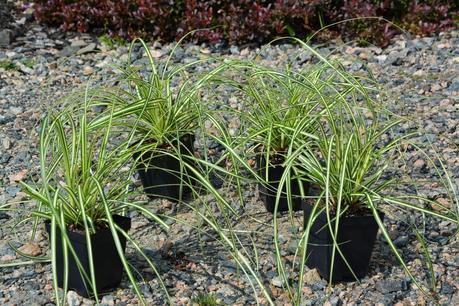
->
[0, 15, 458, 306]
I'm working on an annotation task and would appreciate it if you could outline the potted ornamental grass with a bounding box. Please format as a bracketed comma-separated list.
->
[16, 106, 168, 302]
[89, 39, 224, 202]
[233, 63, 337, 214]
[297, 110, 458, 285]
[299, 117, 397, 282]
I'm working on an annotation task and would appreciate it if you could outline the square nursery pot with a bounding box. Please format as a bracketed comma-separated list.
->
[45, 215, 131, 297]
[133, 134, 195, 202]
[256, 154, 310, 213]
[303, 204, 384, 282]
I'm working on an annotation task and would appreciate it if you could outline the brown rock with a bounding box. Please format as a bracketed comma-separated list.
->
[432, 197, 451, 211]
[83, 66, 93, 76]
[18, 242, 42, 256]
[9, 169, 28, 182]
[304, 268, 321, 285]
[0, 254, 16, 262]
[413, 159, 426, 168]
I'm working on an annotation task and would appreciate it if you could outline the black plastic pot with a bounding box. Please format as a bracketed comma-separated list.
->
[303, 204, 383, 282]
[256, 154, 309, 213]
[45, 215, 131, 297]
[133, 134, 195, 202]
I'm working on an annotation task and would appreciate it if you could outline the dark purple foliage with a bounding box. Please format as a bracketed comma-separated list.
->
[32, 0, 458, 46]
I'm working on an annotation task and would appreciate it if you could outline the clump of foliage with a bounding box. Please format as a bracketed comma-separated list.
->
[0, 59, 17, 70]
[191, 293, 221, 306]
[32, 0, 458, 47]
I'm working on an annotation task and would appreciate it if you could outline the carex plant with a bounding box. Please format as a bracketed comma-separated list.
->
[288, 69, 458, 304]
[226, 51, 381, 301]
[240, 64, 337, 214]
[213, 61, 330, 215]
[87, 38, 237, 203]
[9, 98, 170, 304]
[82, 38, 275, 301]
[0, 34, 458, 306]
[212, 38, 458, 304]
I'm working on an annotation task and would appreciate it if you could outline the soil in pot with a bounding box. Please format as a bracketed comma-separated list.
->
[45, 215, 131, 297]
[256, 154, 310, 213]
[303, 204, 384, 282]
[133, 134, 196, 202]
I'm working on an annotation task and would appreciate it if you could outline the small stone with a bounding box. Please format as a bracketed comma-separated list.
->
[449, 77, 459, 92]
[439, 99, 451, 107]
[71, 39, 88, 48]
[240, 48, 250, 56]
[2, 137, 11, 149]
[200, 48, 211, 54]
[0, 254, 16, 262]
[77, 43, 97, 55]
[161, 199, 173, 209]
[440, 283, 454, 294]
[18, 242, 42, 257]
[393, 235, 409, 247]
[83, 66, 93, 76]
[59, 46, 79, 57]
[82, 297, 95, 306]
[6, 186, 21, 197]
[376, 279, 409, 293]
[451, 292, 459, 305]
[287, 239, 299, 254]
[100, 294, 115, 306]
[131, 216, 149, 229]
[304, 268, 321, 285]
[271, 276, 284, 288]
[413, 70, 425, 77]
[228, 96, 238, 109]
[9, 106, 23, 115]
[430, 84, 441, 92]
[0, 30, 13, 47]
[150, 49, 162, 58]
[230, 45, 239, 55]
[386, 50, 407, 65]
[9, 169, 28, 182]
[413, 159, 426, 168]
[433, 197, 451, 211]
[67, 290, 82, 306]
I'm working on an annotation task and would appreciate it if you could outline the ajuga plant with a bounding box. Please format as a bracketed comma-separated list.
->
[5, 100, 169, 303]
[89, 38, 227, 202]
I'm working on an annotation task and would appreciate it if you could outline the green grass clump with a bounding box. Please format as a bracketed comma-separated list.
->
[98, 34, 126, 49]
[191, 293, 221, 306]
[21, 58, 35, 69]
[0, 59, 17, 70]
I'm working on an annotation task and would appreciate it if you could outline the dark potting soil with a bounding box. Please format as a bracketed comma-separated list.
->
[67, 221, 110, 235]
